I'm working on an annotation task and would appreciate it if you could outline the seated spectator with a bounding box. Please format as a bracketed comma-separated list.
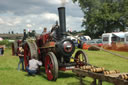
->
[26, 56, 42, 76]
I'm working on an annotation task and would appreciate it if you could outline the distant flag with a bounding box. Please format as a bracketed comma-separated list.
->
[28, 29, 31, 32]
[70, 28, 72, 32]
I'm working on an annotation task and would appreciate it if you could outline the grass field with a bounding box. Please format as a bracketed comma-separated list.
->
[0, 48, 128, 85]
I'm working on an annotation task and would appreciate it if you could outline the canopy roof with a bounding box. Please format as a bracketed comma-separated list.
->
[112, 32, 125, 38]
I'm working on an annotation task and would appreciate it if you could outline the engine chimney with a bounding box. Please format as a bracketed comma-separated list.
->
[58, 7, 66, 39]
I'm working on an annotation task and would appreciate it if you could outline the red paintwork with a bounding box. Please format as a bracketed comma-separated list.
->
[83, 43, 103, 50]
[59, 67, 66, 71]
[82, 43, 90, 50]
[24, 44, 31, 69]
[59, 67, 74, 71]
[45, 55, 53, 80]
[39, 33, 50, 44]
[63, 42, 72, 52]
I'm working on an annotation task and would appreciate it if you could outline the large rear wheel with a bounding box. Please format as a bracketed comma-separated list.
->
[24, 40, 38, 69]
[12, 43, 15, 55]
[45, 52, 58, 81]
[75, 50, 88, 68]
[12, 41, 18, 55]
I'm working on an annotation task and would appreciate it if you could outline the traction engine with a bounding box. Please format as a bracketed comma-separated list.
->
[23, 7, 88, 81]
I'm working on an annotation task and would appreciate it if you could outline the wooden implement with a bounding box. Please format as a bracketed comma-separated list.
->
[72, 68, 128, 85]
[90, 67, 104, 72]
[119, 74, 128, 80]
[104, 70, 120, 75]
[80, 65, 94, 70]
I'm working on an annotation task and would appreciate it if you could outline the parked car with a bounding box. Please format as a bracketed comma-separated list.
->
[67, 36, 78, 47]
[86, 39, 103, 47]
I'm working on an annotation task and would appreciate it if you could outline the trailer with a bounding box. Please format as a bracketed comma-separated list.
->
[102, 32, 126, 46]
[124, 32, 128, 44]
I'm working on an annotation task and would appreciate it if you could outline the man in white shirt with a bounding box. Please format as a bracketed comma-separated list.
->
[26, 56, 42, 76]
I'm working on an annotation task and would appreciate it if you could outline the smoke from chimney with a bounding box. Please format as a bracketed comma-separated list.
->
[61, 0, 66, 7]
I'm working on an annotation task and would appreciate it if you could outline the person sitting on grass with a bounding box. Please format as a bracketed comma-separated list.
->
[26, 56, 42, 76]
[18, 47, 24, 71]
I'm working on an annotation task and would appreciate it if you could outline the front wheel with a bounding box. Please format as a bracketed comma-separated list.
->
[45, 52, 58, 81]
[75, 50, 88, 68]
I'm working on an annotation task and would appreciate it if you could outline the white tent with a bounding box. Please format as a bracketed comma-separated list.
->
[0, 37, 3, 41]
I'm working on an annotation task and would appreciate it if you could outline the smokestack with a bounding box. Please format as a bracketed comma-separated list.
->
[58, 7, 66, 38]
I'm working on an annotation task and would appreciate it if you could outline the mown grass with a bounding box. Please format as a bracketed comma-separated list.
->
[0, 48, 128, 85]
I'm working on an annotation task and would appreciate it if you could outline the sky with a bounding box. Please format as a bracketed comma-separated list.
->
[0, 0, 84, 34]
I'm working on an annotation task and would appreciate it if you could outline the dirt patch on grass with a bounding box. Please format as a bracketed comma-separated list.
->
[103, 43, 128, 52]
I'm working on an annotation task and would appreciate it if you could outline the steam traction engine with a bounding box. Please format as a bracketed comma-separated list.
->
[23, 7, 88, 81]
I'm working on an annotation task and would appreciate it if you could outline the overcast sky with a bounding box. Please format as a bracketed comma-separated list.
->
[0, 0, 84, 33]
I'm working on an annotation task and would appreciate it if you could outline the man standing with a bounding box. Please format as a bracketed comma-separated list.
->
[26, 56, 42, 76]
[42, 27, 47, 35]
[18, 47, 24, 71]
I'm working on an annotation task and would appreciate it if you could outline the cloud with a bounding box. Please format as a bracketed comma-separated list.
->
[0, 18, 4, 24]
[47, 0, 69, 6]
[41, 12, 58, 21]
[0, 17, 21, 26]
[26, 24, 32, 28]
[0, 0, 84, 33]
[66, 16, 84, 31]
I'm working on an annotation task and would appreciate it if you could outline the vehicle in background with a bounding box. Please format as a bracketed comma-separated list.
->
[102, 33, 112, 45]
[67, 35, 91, 48]
[79, 36, 87, 42]
[124, 32, 128, 44]
[67, 36, 78, 47]
[83, 36, 91, 41]
[76, 35, 91, 41]
[86, 39, 103, 47]
[102, 32, 127, 45]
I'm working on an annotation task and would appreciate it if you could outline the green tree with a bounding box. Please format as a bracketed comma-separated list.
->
[73, 0, 128, 38]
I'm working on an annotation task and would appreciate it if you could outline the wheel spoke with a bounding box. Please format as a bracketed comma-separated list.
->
[47, 70, 53, 80]
[75, 50, 88, 67]
[49, 62, 53, 70]
[24, 44, 32, 70]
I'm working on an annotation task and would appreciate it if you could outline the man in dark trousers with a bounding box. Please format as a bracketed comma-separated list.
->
[26, 56, 42, 76]
[18, 47, 24, 71]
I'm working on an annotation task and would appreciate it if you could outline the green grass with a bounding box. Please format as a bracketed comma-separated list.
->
[0, 48, 128, 85]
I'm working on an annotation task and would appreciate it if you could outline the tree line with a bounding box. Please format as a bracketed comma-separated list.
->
[73, 0, 128, 38]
